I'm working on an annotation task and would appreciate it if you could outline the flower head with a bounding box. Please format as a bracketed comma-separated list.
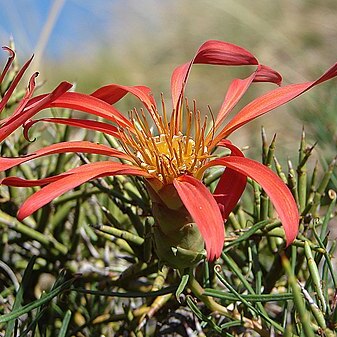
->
[120, 99, 210, 185]
[1, 40, 337, 266]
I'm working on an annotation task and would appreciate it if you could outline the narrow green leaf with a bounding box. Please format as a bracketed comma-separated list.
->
[304, 241, 326, 312]
[203, 289, 293, 302]
[297, 281, 326, 329]
[93, 224, 144, 246]
[214, 265, 285, 334]
[143, 217, 154, 263]
[0, 278, 74, 324]
[186, 296, 222, 333]
[282, 254, 315, 337]
[58, 310, 72, 337]
[288, 159, 299, 206]
[151, 266, 168, 292]
[224, 219, 272, 250]
[5, 256, 37, 337]
[72, 285, 177, 298]
[320, 190, 337, 240]
[176, 272, 189, 303]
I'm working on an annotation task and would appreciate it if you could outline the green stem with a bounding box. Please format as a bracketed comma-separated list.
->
[188, 273, 269, 336]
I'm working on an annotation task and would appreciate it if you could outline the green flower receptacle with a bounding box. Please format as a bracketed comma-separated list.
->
[152, 201, 206, 269]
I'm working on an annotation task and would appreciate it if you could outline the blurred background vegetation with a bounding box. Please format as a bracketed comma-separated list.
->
[1, 0, 337, 154]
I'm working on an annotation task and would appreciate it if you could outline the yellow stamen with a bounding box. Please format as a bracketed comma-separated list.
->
[160, 93, 169, 132]
[120, 98, 213, 184]
[184, 111, 193, 155]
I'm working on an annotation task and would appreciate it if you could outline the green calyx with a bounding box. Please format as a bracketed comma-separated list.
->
[151, 200, 206, 269]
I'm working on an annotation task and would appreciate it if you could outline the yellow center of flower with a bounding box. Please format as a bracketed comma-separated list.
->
[121, 98, 212, 184]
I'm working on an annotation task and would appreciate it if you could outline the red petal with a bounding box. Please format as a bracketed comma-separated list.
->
[0, 81, 72, 141]
[171, 40, 259, 112]
[213, 73, 256, 135]
[48, 92, 132, 129]
[26, 91, 132, 130]
[213, 62, 337, 144]
[91, 84, 157, 112]
[92, 84, 162, 126]
[211, 141, 247, 220]
[0, 52, 34, 114]
[203, 157, 299, 245]
[1, 175, 69, 187]
[23, 118, 121, 141]
[17, 161, 150, 220]
[212, 64, 282, 135]
[0, 72, 38, 132]
[253, 64, 282, 85]
[0, 141, 131, 171]
[0, 47, 15, 85]
[173, 175, 224, 261]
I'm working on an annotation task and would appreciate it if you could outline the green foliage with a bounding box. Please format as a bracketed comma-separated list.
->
[1, 110, 337, 336]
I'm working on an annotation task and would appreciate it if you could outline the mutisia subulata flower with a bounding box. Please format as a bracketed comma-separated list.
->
[1, 40, 337, 267]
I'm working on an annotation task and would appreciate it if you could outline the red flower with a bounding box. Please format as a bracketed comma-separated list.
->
[1, 40, 336, 265]
[0, 47, 72, 142]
